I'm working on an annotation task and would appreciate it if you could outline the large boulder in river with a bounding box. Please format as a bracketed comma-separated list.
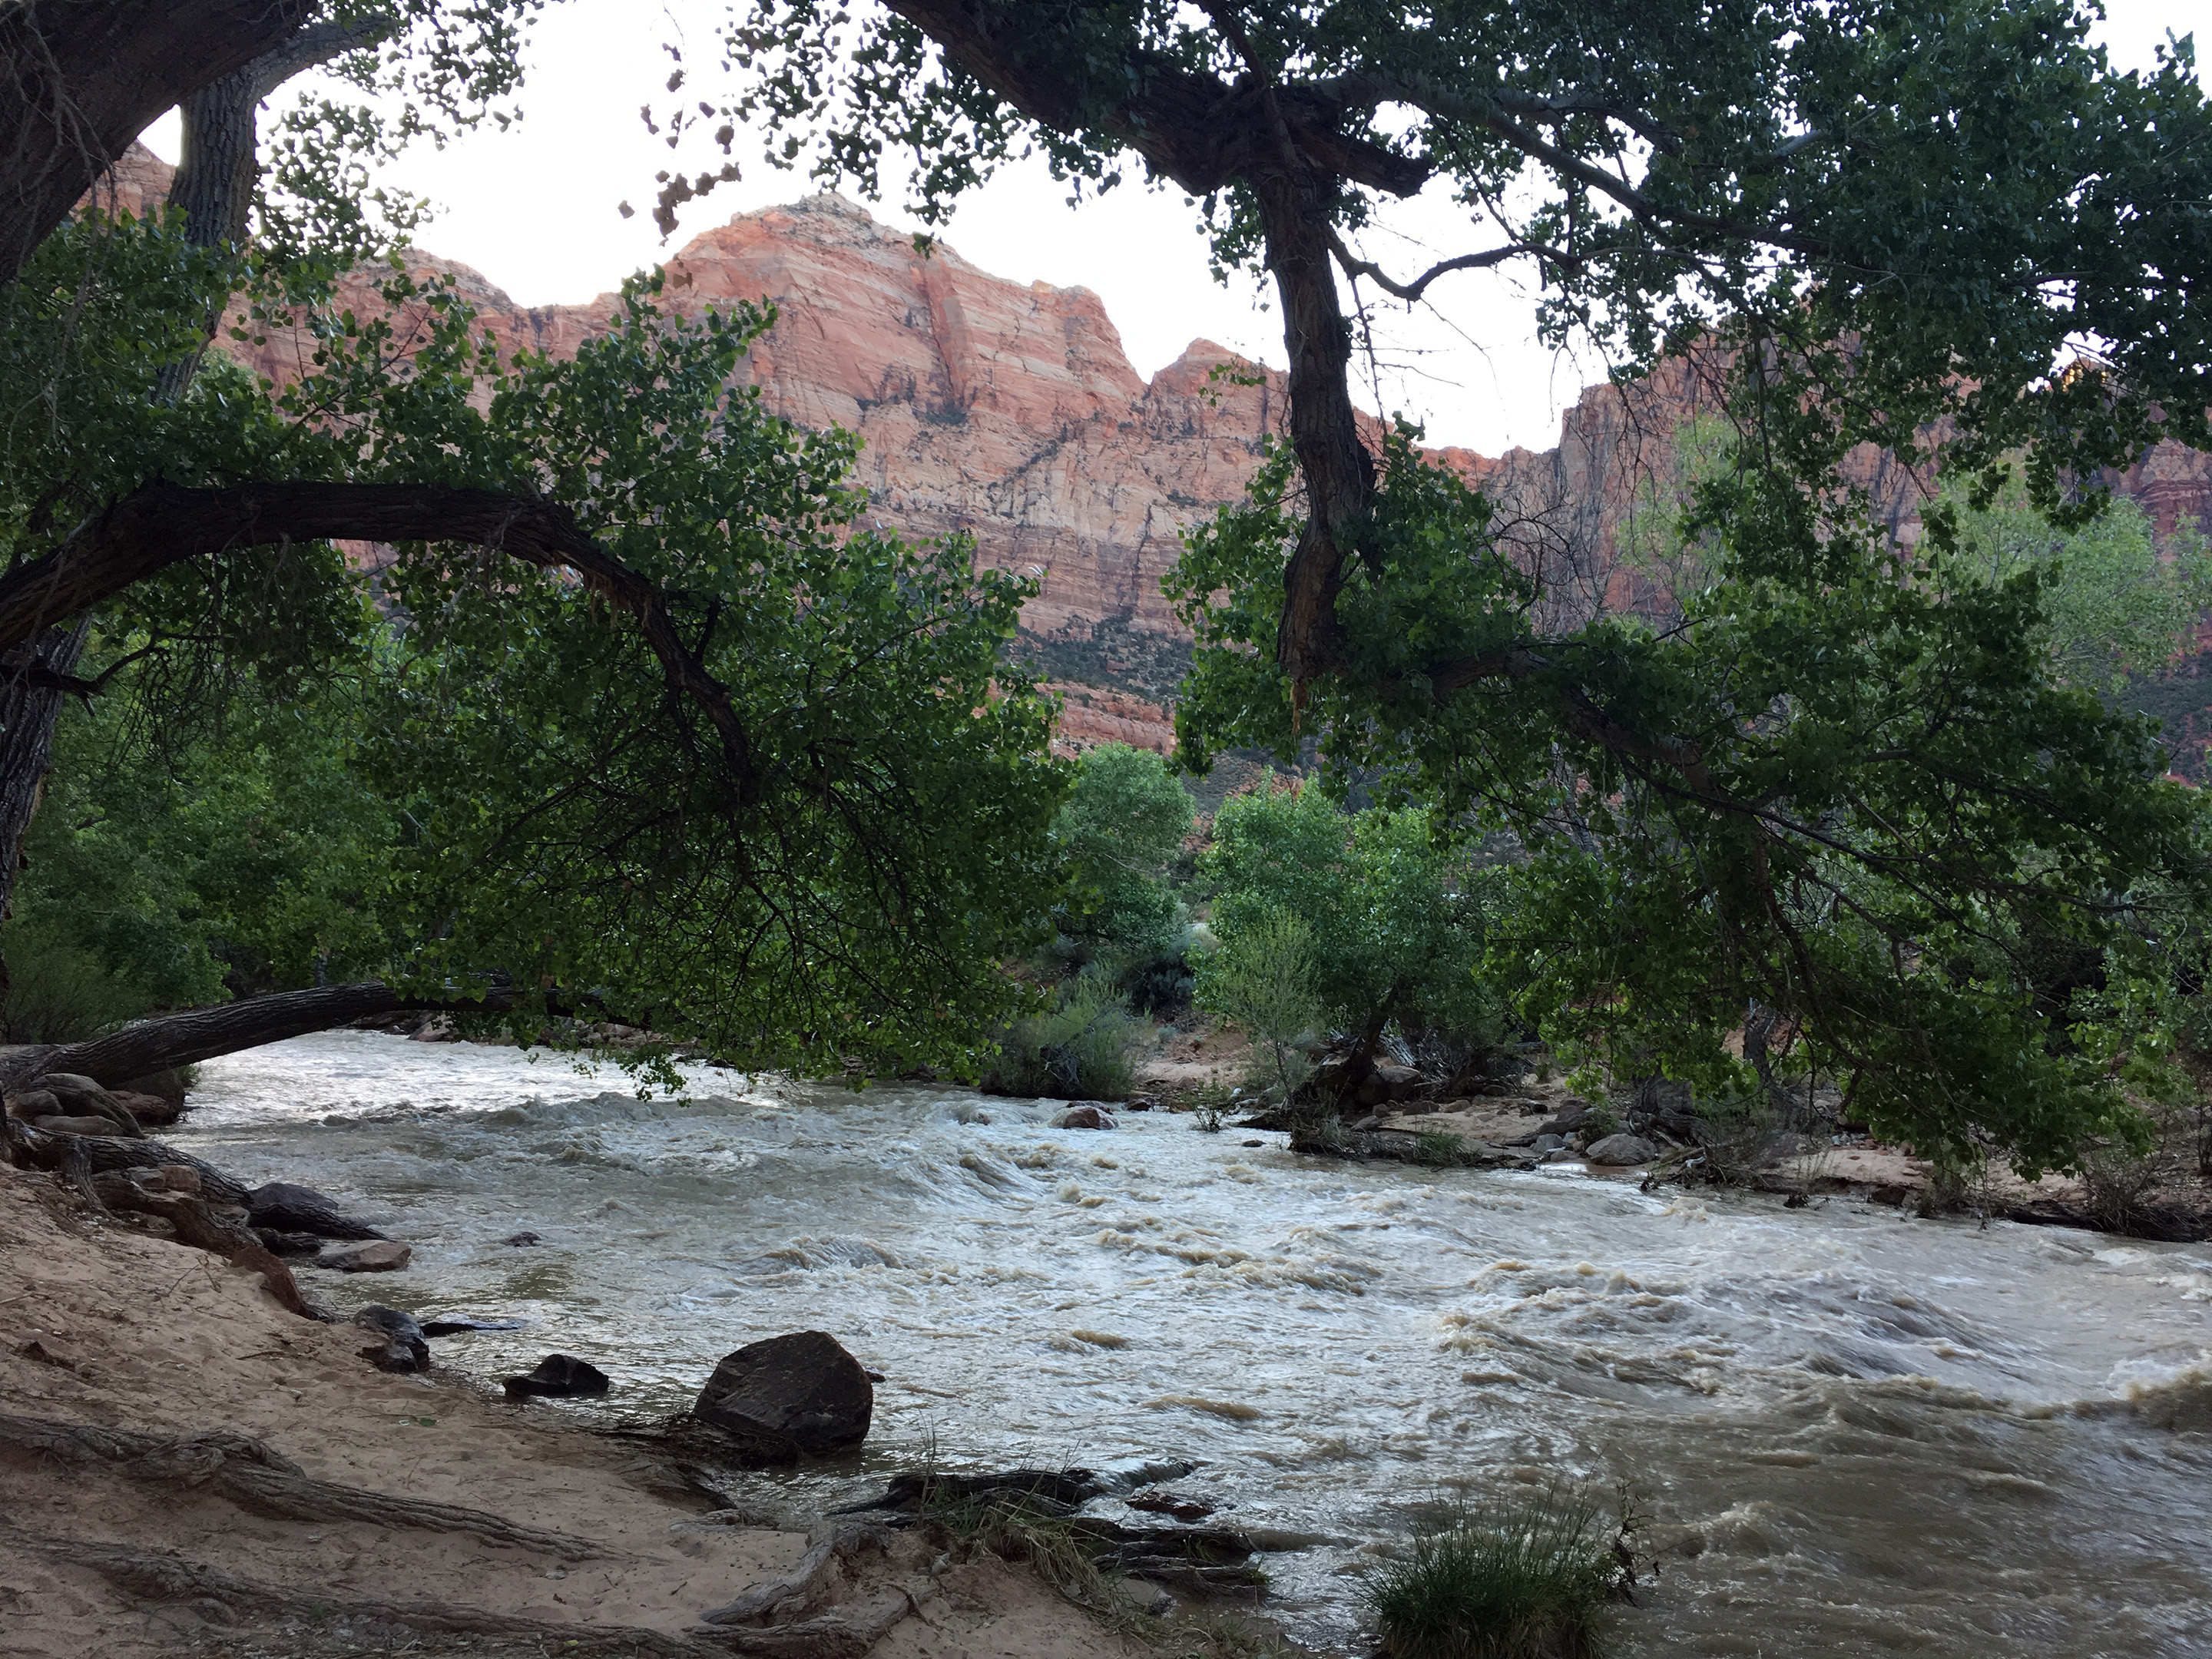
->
[693, 1331, 873, 1464]
[1585, 1132, 1661, 1167]
[504, 1353, 610, 1399]
[246, 1181, 386, 1240]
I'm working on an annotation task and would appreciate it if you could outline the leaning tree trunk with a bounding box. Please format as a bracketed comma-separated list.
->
[0, 17, 398, 988]
[0, 981, 515, 1094]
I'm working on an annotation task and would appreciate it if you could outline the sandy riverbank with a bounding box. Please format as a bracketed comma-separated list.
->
[0, 1157, 1161, 1659]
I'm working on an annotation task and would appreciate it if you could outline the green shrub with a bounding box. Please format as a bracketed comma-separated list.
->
[1194, 903, 1320, 1101]
[0, 920, 154, 1044]
[982, 975, 1140, 1099]
[1365, 1488, 1622, 1659]
[1055, 743, 1194, 950]
[1202, 782, 1502, 1052]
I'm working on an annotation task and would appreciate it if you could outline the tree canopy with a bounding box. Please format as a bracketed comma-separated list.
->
[1, 163, 1068, 1080]
[687, 0, 2212, 1169]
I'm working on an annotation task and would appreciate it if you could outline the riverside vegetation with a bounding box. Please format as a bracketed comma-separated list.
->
[7, 3, 2212, 1657]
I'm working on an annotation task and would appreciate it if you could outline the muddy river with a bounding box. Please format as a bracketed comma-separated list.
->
[173, 1031, 2212, 1655]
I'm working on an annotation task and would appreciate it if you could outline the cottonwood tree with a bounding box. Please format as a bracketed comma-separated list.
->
[0, 2, 1070, 1096]
[682, 0, 2212, 1171]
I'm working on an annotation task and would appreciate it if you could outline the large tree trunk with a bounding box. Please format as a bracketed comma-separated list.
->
[0, 980, 515, 1092]
[168, 17, 389, 251]
[0, 623, 86, 934]
[0, 0, 307, 280]
[0, 478, 761, 795]
[1250, 161, 1375, 690]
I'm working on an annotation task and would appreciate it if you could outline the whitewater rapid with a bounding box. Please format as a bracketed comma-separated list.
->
[173, 1032, 2212, 1655]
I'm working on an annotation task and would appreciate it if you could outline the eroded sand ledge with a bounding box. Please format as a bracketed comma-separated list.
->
[0, 1160, 1149, 1658]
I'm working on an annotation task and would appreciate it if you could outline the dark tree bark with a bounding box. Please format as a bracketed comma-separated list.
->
[169, 16, 390, 250]
[0, 0, 308, 280]
[0, 621, 86, 935]
[0, 979, 514, 1091]
[876, 2, 1425, 690]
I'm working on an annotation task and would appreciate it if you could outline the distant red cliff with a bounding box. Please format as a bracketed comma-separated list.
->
[98, 146, 2212, 760]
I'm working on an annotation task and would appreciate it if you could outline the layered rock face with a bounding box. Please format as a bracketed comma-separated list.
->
[236, 190, 1286, 655]
[93, 149, 2212, 760]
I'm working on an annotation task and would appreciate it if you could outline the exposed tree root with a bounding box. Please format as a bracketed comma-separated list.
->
[4, 1524, 714, 1657]
[0, 1413, 612, 1558]
[700, 1588, 918, 1657]
[2, 1115, 248, 1202]
[87, 1169, 320, 1319]
[698, 1518, 889, 1626]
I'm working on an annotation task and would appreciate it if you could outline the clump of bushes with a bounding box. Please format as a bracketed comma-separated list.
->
[980, 975, 1141, 1100]
[1197, 779, 1508, 1104]
[0, 919, 152, 1044]
[1365, 1488, 1625, 1659]
[1193, 902, 1320, 1104]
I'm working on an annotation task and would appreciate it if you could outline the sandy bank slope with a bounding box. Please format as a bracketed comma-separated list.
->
[0, 1162, 1146, 1659]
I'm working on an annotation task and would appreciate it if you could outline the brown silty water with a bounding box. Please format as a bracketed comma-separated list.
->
[173, 1033, 2212, 1655]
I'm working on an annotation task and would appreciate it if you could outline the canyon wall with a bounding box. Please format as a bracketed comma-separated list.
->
[98, 147, 2212, 757]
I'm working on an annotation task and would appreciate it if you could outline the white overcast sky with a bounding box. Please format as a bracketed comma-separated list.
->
[142, 2, 2197, 455]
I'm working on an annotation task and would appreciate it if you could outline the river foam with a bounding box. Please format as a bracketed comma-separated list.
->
[175, 1032, 2212, 1655]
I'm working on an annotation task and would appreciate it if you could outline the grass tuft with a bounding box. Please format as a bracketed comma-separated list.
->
[1365, 1486, 1627, 1659]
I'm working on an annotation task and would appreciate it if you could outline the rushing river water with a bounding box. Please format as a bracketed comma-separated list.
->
[174, 1032, 2212, 1655]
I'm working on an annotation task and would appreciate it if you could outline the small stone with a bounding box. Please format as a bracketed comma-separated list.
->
[502, 1231, 541, 1247]
[1241, 1139, 1264, 1147]
[1349, 1114, 1380, 1132]
[353, 1306, 430, 1373]
[1126, 1488, 1217, 1521]
[319, 1240, 411, 1273]
[1055, 1104, 1115, 1130]
[1584, 1132, 1661, 1167]
[504, 1353, 611, 1399]
[1532, 1133, 1566, 1153]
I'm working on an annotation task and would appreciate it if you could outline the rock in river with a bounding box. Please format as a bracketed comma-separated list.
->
[504, 1354, 611, 1399]
[318, 1239, 412, 1273]
[693, 1330, 873, 1464]
[353, 1306, 430, 1373]
[1055, 1104, 1115, 1130]
[247, 1181, 387, 1240]
[1584, 1132, 1661, 1166]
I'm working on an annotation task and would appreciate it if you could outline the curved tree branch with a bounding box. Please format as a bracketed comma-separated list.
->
[0, 478, 759, 800]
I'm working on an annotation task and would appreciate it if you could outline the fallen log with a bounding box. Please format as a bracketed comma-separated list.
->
[0, 981, 515, 1093]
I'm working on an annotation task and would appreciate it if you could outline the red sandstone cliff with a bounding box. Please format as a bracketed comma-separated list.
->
[88, 147, 2212, 759]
